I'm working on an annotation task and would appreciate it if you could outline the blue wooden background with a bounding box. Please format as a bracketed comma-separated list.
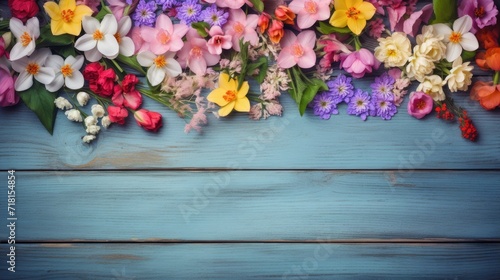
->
[1, 1, 500, 279]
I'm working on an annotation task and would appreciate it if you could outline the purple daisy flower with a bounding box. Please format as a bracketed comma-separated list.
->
[371, 95, 397, 120]
[156, 0, 180, 10]
[133, 0, 157, 27]
[312, 92, 338, 120]
[327, 74, 354, 105]
[176, 0, 203, 25]
[347, 89, 373, 121]
[371, 73, 395, 101]
[200, 5, 229, 27]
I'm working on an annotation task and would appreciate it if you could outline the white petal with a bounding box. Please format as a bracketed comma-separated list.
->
[31, 48, 52, 65]
[118, 37, 135, 57]
[82, 16, 100, 34]
[35, 67, 56, 85]
[65, 71, 84, 90]
[147, 66, 165, 86]
[15, 71, 33, 92]
[84, 48, 103, 62]
[432, 23, 452, 41]
[75, 34, 97, 51]
[164, 58, 182, 77]
[101, 14, 118, 35]
[45, 55, 64, 70]
[67, 55, 84, 70]
[11, 57, 28, 73]
[9, 18, 24, 38]
[118, 16, 132, 36]
[460, 32, 479, 51]
[137, 51, 156, 67]
[9, 43, 34, 61]
[26, 17, 40, 38]
[446, 43, 462, 62]
[46, 75, 64, 92]
[454, 15, 472, 34]
[97, 34, 119, 57]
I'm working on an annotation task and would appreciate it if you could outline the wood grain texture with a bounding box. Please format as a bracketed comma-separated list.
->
[1, 171, 498, 241]
[1, 243, 500, 279]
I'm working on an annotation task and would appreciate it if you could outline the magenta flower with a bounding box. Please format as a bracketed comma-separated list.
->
[407, 91, 433, 119]
[177, 29, 220, 76]
[340, 48, 379, 79]
[141, 14, 189, 55]
[223, 9, 259, 52]
[458, 0, 498, 33]
[206, 26, 232, 55]
[0, 65, 19, 107]
[288, 0, 331, 29]
[277, 30, 316, 69]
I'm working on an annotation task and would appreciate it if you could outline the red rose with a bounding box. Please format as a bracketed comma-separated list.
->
[94, 68, 116, 97]
[107, 106, 129, 125]
[8, 0, 39, 23]
[121, 74, 139, 93]
[134, 109, 162, 132]
[112, 84, 143, 110]
[83, 62, 104, 84]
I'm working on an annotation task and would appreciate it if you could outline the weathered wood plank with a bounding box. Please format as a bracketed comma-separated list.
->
[1, 79, 500, 170]
[1, 171, 499, 241]
[1, 243, 499, 279]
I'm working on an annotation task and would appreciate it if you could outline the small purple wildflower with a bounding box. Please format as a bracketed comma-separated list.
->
[347, 89, 373, 121]
[200, 5, 229, 27]
[371, 94, 397, 120]
[327, 74, 354, 105]
[312, 92, 338, 120]
[133, 0, 157, 27]
[370, 73, 395, 100]
[156, 0, 180, 10]
[176, 0, 203, 25]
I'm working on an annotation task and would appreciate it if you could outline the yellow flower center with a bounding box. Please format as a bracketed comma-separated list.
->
[449, 32, 462, 43]
[114, 33, 122, 44]
[386, 49, 396, 57]
[223, 90, 237, 102]
[61, 64, 73, 77]
[93, 30, 104, 41]
[190, 46, 202, 57]
[154, 55, 167, 68]
[346, 7, 361, 20]
[234, 22, 244, 34]
[474, 7, 485, 18]
[304, 0, 318, 14]
[20, 32, 32, 47]
[61, 9, 75, 23]
[292, 44, 304, 57]
[26, 62, 40, 75]
[157, 31, 171, 45]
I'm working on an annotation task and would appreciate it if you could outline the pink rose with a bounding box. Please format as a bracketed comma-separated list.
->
[340, 48, 379, 79]
[407, 91, 434, 119]
[0, 65, 19, 107]
[134, 109, 162, 132]
[107, 105, 129, 124]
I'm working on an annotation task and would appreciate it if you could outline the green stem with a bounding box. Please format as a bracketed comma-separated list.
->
[493, 71, 500, 85]
[353, 36, 362, 51]
[110, 58, 124, 73]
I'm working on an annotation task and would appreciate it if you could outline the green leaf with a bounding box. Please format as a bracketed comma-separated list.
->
[95, 2, 112, 21]
[247, 56, 268, 84]
[36, 25, 74, 47]
[191, 22, 210, 37]
[298, 79, 327, 116]
[18, 81, 58, 135]
[116, 54, 147, 76]
[53, 46, 77, 58]
[248, 0, 264, 13]
[317, 21, 351, 35]
[431, 0, 457, 24]
[0, 19, 9, 32]
[461, 50, 476, 62]
[237, 40, 251, 90]
[287, 67, 307, 106]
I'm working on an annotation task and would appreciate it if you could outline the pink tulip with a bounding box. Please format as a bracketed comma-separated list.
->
[407, 91, 434, 119]
[206, 26, 232, 55]
[340, 48, 379, 78]
[141, 14, 189, 55]
[177, 29, 220, 76]
[0, 65, 19, 107]
[277, 30, 316, 69]
[223, 9, 259, 51]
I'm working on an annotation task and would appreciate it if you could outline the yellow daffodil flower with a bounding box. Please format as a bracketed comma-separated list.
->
[329, 0, 376, 35]
[44, 0, 93, 36]
[207, 73, 250, 117]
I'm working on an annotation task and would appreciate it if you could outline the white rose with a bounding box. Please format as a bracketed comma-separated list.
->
[85, 125, 101, 135]
[416, 75, 445, 101]
[101, 116, 111, 128]
[444, 57, 474, 92]
[91, 104, 105, 118]
[64, 109, 83, 122]
[84, 116, 97, 127]
[77, 92, 90, 106]
[82, 135, 96, 143]
[406, 48, 435, 82]
[416, 26, 447, 62]
[374, 32, 412, 68]
[54, 97, 73, 110]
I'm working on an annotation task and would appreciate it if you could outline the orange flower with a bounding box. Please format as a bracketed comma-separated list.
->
[475, 51, 489, 70]
[485, 47, 500, 71]
[471, 81, 500, 110]
[258, 13, 271, 33]
[476, 26, 499, 49]
[268, 20, 284, 44]
[275, 5, 295, 25]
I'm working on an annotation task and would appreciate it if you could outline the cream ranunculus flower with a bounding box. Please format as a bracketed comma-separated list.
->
[374, 32, 412, 68]
[405, 48, 435, 82]
[444, 57, 474, 92]
[416, 25, 447, 62]
[416, 75, 445, 101]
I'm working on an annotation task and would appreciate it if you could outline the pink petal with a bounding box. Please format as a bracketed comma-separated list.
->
[189, 57, 207, 76]
[280, 30, 297, 49]
[277, 51, 297, 69]
[297, 30, 316, 49]
[156, 14, 173, 33]
[297, 49, 316, 69]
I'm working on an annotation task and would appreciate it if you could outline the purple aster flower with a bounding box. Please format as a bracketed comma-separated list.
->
[371, 73, 395, 101]
[371, 95, 397, 120]
[312, 92, 338, 120]
[458, 0, 498, 33]
[347, 89, 373, 121]
[156, 0, 179, 10]
[327, 74, 354, 105]
[200, 5, 229, 27]
[176, 0, 203, 25]
[133, 0, 157, 27]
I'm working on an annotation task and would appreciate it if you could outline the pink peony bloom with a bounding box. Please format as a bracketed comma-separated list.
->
[340, 48, 379, 79]
[223, 9, 259, 51]
[407, 91, 434, 119]
[277, 30, 316, 69]
[141, 14, 189, 55]
[177, 29, 220, 76]
[458, 0, 499, 33]
[0, 65, 18, 107]
[288, 0, 331, 29]
[206, 26, 232, 55]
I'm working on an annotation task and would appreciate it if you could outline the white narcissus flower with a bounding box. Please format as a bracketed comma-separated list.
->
[444, 57, 474, 92]
[82, 134, 96, 143]
[416, 25, 447, 62]
[416, 75, 446, 101]
[75, 14, 119, 62]
[9, 17, 39, 61]
[405, 49, 435, 82]
[101, 116, 111, 128]
[433, 15, 479, 62]
[54, 97, 73, 110]
[45, 55, 85, 92]
[77, 91, 90, 106]
[91, 104, 105, 118]
[137, 51, 182, 86]
[115, 16, 135, 57]
[374, 32, 412, 68]
[65, 109, 83, 122]
[11, 48, 55, 91]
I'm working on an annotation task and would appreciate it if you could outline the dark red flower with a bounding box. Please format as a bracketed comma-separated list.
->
[8, 0, 39, 23]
